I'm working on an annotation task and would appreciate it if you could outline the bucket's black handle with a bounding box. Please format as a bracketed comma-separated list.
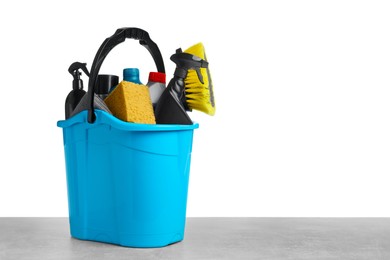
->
[87, 27, 165, 123]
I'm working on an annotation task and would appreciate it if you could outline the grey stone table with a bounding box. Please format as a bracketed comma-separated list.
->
[1, 218, 389, 260]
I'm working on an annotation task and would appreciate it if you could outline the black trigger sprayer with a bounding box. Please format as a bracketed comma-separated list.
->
[155, 48, 207, 125]
[65, 62, 90, 119]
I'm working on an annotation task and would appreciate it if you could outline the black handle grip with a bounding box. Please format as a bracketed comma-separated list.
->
[87, 27, 165, 123]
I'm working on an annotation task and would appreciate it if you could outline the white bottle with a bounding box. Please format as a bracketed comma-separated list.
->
[147, 72, 166, 108]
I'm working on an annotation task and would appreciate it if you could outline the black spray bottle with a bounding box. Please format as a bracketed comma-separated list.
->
[65, 62, 89, 119]
[155, 49, 207, 124]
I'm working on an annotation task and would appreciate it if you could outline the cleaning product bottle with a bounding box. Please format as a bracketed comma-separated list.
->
[96, 74, 119, 100]
[110, 68, 142, 93]
[65, 62, 89, 119]
[155, 46, 213, 124]
[123, 68, 142, 84]
[147, 72, 166, 108]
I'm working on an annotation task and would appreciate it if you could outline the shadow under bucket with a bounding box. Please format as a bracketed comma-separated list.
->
[57, 110, 198, 247]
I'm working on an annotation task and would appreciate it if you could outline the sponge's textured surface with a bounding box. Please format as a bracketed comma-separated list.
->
[104, 81, 156, 124]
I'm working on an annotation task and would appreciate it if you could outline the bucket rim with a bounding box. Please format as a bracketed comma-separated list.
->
[57, 110, 199, 131]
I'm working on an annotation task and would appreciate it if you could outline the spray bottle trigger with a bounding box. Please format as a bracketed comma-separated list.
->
[68, 62, 90, 77]
[80, 64, 90, 77]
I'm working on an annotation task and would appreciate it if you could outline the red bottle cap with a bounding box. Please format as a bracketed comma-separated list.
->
[148, 72, 166, 84]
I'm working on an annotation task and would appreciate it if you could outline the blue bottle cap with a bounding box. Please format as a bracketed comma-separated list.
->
[123, 68, 142, 84]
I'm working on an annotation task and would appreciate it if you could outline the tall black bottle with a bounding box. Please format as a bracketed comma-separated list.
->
[65, 62, 89, 119]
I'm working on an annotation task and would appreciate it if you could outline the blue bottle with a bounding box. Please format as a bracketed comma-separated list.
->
[123, 68, 142, 84]
[109, 68, 142, 93]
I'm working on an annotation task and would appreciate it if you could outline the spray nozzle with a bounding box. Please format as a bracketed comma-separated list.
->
[68, 62, 90, 77]
[68, 62, 90, 90]
[171, 49, 208, 84]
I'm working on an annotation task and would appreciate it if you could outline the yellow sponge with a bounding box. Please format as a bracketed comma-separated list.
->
[104, 81, 156, 124]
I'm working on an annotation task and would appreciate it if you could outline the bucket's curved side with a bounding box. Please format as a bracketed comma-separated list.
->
[62, 122, 118, 243]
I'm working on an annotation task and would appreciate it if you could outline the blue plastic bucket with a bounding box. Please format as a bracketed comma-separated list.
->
[57, 110, 198, 247]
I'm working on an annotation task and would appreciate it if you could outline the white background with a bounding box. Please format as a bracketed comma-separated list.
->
[0, 0, 389, 217]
